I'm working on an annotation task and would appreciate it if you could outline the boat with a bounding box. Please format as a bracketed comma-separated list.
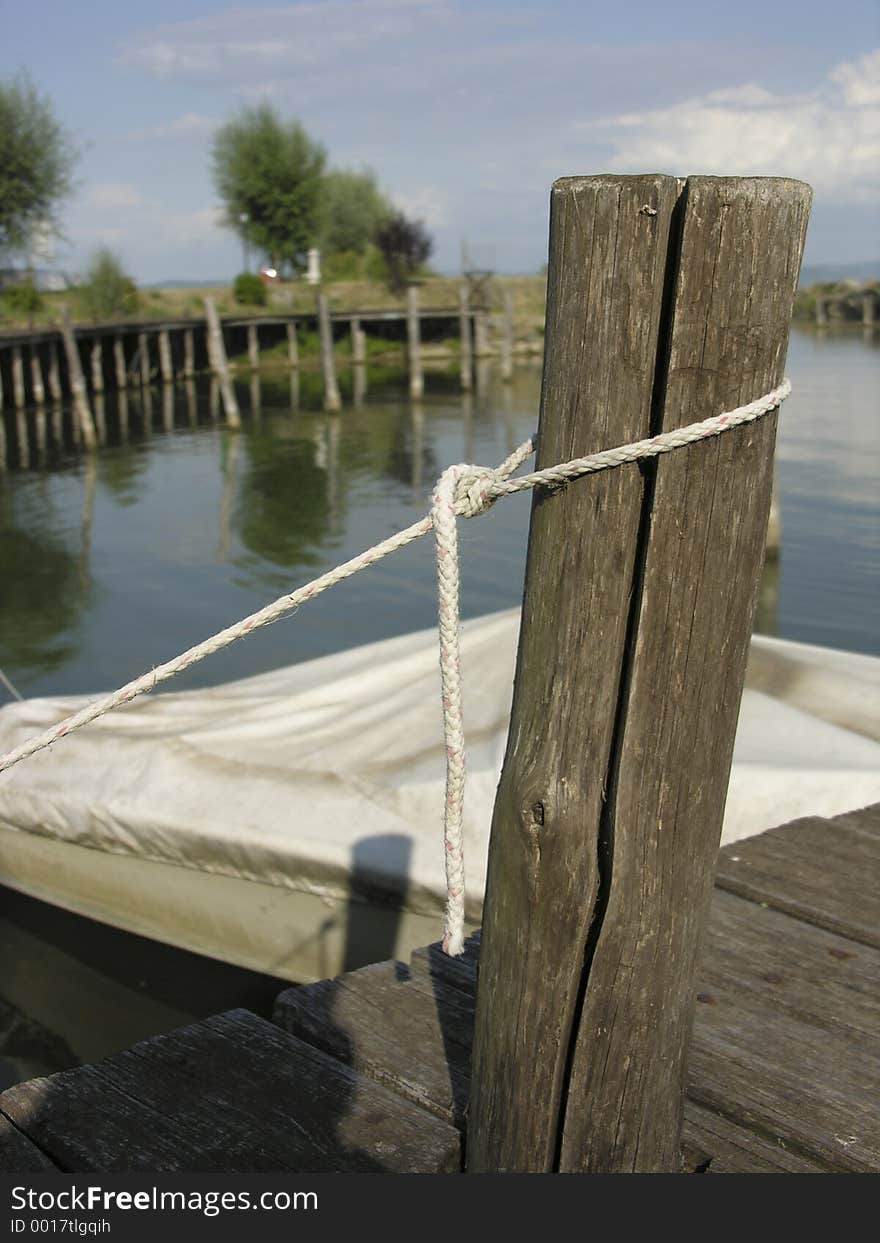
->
[1, 609, 878, 983]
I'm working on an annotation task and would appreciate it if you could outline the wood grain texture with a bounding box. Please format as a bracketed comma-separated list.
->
[0, 1010, 460, 1173]
[275, 960, 474, 1127]
[468, 174, 684, 1173]
[0, 1114, 58, 1172]
[558, 178, 811, 1172]
[682, 1101, 826, 1174]
[715, 808, 880, 947]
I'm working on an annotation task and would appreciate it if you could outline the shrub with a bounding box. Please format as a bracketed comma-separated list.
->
[1, 275, 43, 319]
[233, 271, 267, 306]
[79, 248, 139, 320]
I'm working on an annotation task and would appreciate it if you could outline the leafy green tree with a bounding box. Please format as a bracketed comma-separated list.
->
[0, 72, 75, 258]
[319, 169, 392, 257]
[375, 211, 433, 293]
[79, 249, 139, 320]
[211, 105, 326, 274]
[233, 271, 266, 306]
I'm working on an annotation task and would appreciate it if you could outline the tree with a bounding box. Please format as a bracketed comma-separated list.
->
[0, 72, 75, 259]
[211, 105, 326, 274]
[78, 249, 139, 320]
[375, 211, 433, 293]
[319, 169, 392, 257]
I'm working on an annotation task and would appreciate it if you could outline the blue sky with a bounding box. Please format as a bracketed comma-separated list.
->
[3, 0, 878, 281]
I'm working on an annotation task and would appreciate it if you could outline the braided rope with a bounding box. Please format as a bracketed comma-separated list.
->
[0, 380, 790, 955]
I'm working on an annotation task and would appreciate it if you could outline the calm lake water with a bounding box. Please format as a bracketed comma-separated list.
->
[0, 325, 877, 1086]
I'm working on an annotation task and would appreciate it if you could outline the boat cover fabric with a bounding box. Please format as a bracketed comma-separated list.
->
[1, 610, 879, 925]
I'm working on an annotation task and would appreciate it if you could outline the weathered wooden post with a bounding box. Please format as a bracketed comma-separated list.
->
[316, 292, 341, 412]
[59, 307, 97, 450]
[286, 321, 299, 368]
[204, 298, 242, 429]
[47, 339, 62, 402]
[458, 286, 473, 391]
[12, 347, 25, 409]
[247, 322, 260, 370]
[183, 329, 195, 378]
[138, 332, 150, 388]
[30, 346, 46, 406]
[90, 339, 104, 393]
[406, 284, 424, 400]
[500, 288, 514, 382]
[467, 174, 810, 1174]
[473, 308, 490, 358]
[351, 317, 366, 366]
[159, 329, 173, 383]
[113, 336, 127, 390]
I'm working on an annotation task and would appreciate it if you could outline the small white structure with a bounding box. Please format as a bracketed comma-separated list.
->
[305, 247, 321, 286]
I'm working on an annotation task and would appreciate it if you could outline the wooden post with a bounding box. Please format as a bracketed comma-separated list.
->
[204, 298, 242, 429]
[162, 384, 174, 432]
[467, 175, 811, 1174]
[113, 336, 127, 390]
[12, 347, 25, 409]
[351, 317, 366, 365]
[286, 321, 299, 368]
[183, 329, 195, 378]
[500, 288, 514, 382]
[90, 339, 104, 393]
[30, 346, 46, 406]
[816, 295, 828, 325]
[94, 394, 106, 444]
[159, 329, 173, 383]
[473, 308, 490, 357]
[138, 332, 150, 388]
[406, 284, 424, 400]
[247, 321, 259, 370]
[316, 292, 341, 412]
[59, 307, 97, 450]
[47, 340, 62, 402]
[458, 286, 472, 391]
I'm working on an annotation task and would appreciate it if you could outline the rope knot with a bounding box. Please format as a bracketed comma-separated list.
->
[452, 465, 502, 518]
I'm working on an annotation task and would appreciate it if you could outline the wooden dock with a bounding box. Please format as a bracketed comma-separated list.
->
[1, 803, 877, 1174]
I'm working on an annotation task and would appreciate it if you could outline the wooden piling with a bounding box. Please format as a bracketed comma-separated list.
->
[247, 322, 259, 370]
[138, 333, 150, 388]
[473, 308, 491, 358]
[351, 317, 366, 366]
[406, 284, 424, 400]
[159, 329, 173, 383]
[316, 292, 341, 412]
[500, 289, 514, 382]
[59, 307, 97, 449]
[183, 329, 195, 378]
[204, 298, 241, 429]
[467, 175, 811, 1174]
[113, 336, 127, 390]
[12, 347, 25, 409]
[30, 346, 46, 406]
[47, 340, 62, 402]
[90, 339, 104, 393]
[458, 286, 473, 391]
[286, 321, 299, 368]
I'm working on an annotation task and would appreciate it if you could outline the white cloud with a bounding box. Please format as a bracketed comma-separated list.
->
[124, 112, 217, 142]
[391, 185, 449, 229]
[578, 50, 880, 202]
[85, 182, 146, 210]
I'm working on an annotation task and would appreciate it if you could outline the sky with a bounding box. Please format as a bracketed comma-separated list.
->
[2, 0, 878, 282]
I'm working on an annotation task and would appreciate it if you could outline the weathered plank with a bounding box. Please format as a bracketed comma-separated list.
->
[682, 1102, 826, 1174]
[275, 961, 474, 1127]
[0, 1115, 58, 1172]
[700, 888, 880, 1039]
[715, 810, 880, 947]
[0, 1010, 459, 1173]
[557, 177, 811, 1173]
[468, 173, 686, 1173]
[409, 933, 480, 998]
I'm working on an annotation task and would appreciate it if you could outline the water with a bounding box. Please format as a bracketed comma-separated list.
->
[0, 329, 877, 1086]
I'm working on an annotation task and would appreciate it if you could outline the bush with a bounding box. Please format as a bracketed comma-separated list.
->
[1, 275, 43, 319]
[233, 271, 266, 306]
[79, 248, 139, 320]
[375, 211, 433, 293]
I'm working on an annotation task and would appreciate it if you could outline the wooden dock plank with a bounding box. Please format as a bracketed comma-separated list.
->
[715, 806, 880, 948]
[274, 961, 474, 1127]
[682, 1102, 827, 1174]
[0, 1114, 58, 1172]
[0, 1010, 460, 1173]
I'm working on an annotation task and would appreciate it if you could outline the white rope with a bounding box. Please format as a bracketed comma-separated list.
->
[0, 379, 790, 955]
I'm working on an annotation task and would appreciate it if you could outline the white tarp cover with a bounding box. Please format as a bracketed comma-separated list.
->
[1, 609, 879, 927]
